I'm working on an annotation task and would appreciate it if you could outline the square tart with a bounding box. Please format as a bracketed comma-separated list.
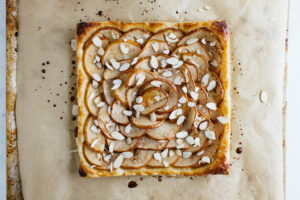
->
[76, 21, 230, 177]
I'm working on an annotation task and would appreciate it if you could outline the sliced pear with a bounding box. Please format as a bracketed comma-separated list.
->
[147, 121, 182, 140]
[84, 116, 105, 153]
[131, 115, 165, 129]
[140, 87, 169, 115]
[137, 136, 168, 150]
[213, 121, 224, 140]
[207, 70, 224, 104]
[197, 106, 211, 119]
[120, 28, 152, 45]
[149, 28, 184, 50]
[106, 138, 139, 152]
[125, 87, 138, 109]
[172, 153, 202, 168]
[155, 112, 169, 121]
[155, 68, 186, 83]
[169, 86, 188, 123]
[103, 60, 131, 80]
[83, 39, 108, 79]
[125, 69, 157, 87]
[119, 124, 147, 138]
[184, 62, 199, 81]
[85, 82, 102, 117]
[113, 71, 132, 106]
[102, 40, 141, 65]
[172, 42, 211, 62]
[194, 83, 209, 105]
[182, 98, 197, 132]
[97, 104, 117, 139]
[181, 65, 196, 92]
[121, 150, 154, 169]
[138, 39, 170, 58]
[147, 150, 179, 167]
[90, 27, 123, 42]
[110, 100, 130, 125]
[182, 53, 208, 80]
[83, 143, 117, 170]
[201, 140, 219, 165]
[102, 79, 115, 105]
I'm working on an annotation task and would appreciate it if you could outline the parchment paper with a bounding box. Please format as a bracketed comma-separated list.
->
[16, 0, 288, 199]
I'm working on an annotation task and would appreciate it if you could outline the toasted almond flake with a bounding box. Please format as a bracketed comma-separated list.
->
[166, 57, 179, 65]
[123, 38, 128, 42]
[131, 57, 138, 65]
[210, 60, 218, 67]
[152, 42, 159, 52]
[91, 125, 99, 133]
[120, 63, 130, 71]
[173, 76, 182, 85]
[122, 151, 133, 158]
[151, 80, 163, 87]
[205, 130, 216, 140]
[135, 96, 144, 104]
[182, 86, 188, 93]
[163, 49, 170, 54]
[187, 101, 196, 107]
[194, 137, 200, 147]
[71, 39, 77, 51]
[201, 74, 209, 86]
[154, 152, 162, 162]
[154, 96, 160, 101]
[176, 131, 188, 139]
[168, 32, 177, 39]
[169, 150, 175, 157]
[199, 121, 208, 130]
[169, 110, 178, 120]
[97, 101, 105, 108]
[209, 41, 216, 46]
[123, 110, 133, 116]
[104, 61, 113, 71]
[136, 73, 146, 85]
[136, 38, 144, 44]
[111, 131, 125, 140]
[133, 104, 145, 112]
[150, 55, 158, 69]
[260, 91, 268, 103]
[104, 154, 112, 162]
[186, 136, 195, 145]
[111, 79, 122, 90]
[217, 116, 228, 124]
[207, 80, 217, 91]
[206, 102, 216, 110]
[91, 138, 100, 148]
[163, 161, 169, 167]
[93, 96, 100, 103]
[109, 142, 114, 153]
[92, 36, 102, 47]
[195, 87, 200, 92]
[125, 123, 132, 134]
[92, 80, 99, 88]
[72, 104, 78, 115]
[96, 63, 102, 69]
[95, 56, 101, 62]
[176, 149, 182, 156]
[176, 138, 183, 144]
[197, 150, 204, 156]
[150, 112, 157, 122]
[162, 70, 173, 77]
[190, 91, 199, 101]
[164, 105, 170, 110]
[183, 151, 192, 159]
[177, 103, 182, 107]
[186, 38, 199, 45]
[201, 156, 210, 163]
[126, 137, 132, 144]
[161, 149, 168, 158]
[120, 44, 129, 54]
[97, 47, 105, 56]
[113, 154, 124, 169]
[201, 38, 206, 45]
[178, 96, 187, 104]
[176, 108, 183, 115]
[165, 35, 178, 43]
[203, 5, 211, 10]
[161, 59, 167, 68]
[110, 58, 120, 70]
[92, 73, 101, 82]
[136, 111, 140, 118]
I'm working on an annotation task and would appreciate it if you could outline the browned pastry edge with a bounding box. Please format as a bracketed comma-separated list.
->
[77, 21, 231, 177]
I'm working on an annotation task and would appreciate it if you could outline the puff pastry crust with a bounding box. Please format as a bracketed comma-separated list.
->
[76, 21, 230, 177]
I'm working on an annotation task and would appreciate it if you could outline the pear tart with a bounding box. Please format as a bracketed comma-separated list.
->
[77, 21, 230, 177]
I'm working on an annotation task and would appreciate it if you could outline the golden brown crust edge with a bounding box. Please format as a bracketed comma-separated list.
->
[76, 21, 230, 177]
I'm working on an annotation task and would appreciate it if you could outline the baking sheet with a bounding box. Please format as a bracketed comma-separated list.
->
[15, 0, 288, 199]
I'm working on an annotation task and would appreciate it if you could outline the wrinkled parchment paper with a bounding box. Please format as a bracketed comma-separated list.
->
[16, 0, 288, 199]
